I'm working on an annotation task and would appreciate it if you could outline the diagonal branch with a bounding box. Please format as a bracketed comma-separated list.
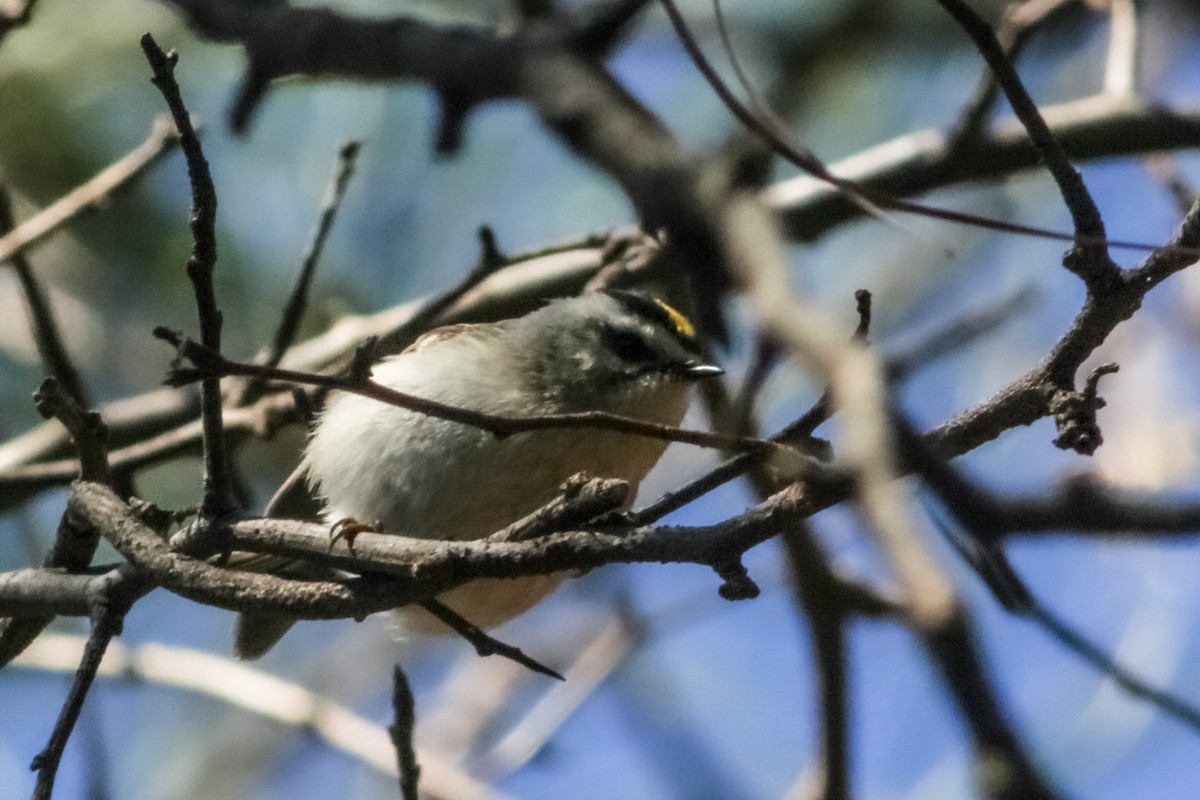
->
[262, 140, 361, 372]
[0, 117, 180, 267]
[156, 331, 784, 457]
[933, 0, 1116, 284]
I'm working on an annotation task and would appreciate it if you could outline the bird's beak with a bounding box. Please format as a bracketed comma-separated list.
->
[683, 363, 724, 379]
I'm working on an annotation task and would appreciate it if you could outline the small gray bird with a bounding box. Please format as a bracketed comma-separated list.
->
[235, 290, 722, 659]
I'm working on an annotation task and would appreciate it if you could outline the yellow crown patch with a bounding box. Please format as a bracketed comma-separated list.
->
[653, 298, 696, 340]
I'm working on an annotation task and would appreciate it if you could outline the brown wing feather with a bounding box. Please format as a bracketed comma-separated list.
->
[403, 323, 495, 354]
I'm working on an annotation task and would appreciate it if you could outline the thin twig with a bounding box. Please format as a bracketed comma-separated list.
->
[375, 225, 512, 357]
[658, 0, 1126, 257]
[649, 290, 870, 524]
[141, 34, 234, 521]
[947, 0, 1081, 149]
[724, 192, 956, 629]
[30, 567, 148, 800]
[420, 599, 565, 681]
[489, 475, 630, 543]
[156, 331, 784, 456]
[389, 665, 421, 800]
[927, 194, 1200, 461]
[264, 140, 362, 371]
[933, 0, 1115, 282]
[475, 614, 641, 779]
[1, 188, 88, 405]
[886, 287, 1035, 381]
[728, 335, 781, 437]
[4, 98, 1196, 487]
[12, 633, 515, 799]
[0, 392, 297, 508]
[231, 140, 363, 405]
[711, 0, 950, 253]
[0, 117, 181, 266]
[1025, 601, 1200, 733]
[910, 423, 1200, 733]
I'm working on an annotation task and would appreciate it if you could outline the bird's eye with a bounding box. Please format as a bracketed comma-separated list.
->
[604, 326, 656, 363]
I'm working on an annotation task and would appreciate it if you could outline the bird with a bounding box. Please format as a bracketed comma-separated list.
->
[234, 290, 722, 659]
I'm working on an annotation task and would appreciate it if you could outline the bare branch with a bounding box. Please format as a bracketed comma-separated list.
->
[419, 599, 564, 681]
[157, 332, 786, 457]
[0, 117, 180, 266]
[0, 381, 110, 669]
[1103, 0, 1138, 99]
[0, 570, 94, 618]
[32, 379, 110, 487]
[262, 140, 361, 372]
[141, 34, 234, 521]
[4, 97, 1196, 495]
[30, 566, 149, 800]
[389, 665, 420, 800]
[1, 189, 88, 406]
[766, 99, 1200, 255]
[1026, 601, 1200, 733]
[948, 0, 1083, 148]
[920, 609, 1061, 800]
[934, 0, 1116, 283]
[11, 633, 515, 800]
[781, 527, 853, 800]
[69, 480, 806, 621]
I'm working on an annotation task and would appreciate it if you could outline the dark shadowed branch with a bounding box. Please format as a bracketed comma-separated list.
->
[389, 665, 421, 800]
[141, 34, 234, 523]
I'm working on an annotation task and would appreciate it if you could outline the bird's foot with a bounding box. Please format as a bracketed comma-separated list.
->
[329, 517, 382, 551]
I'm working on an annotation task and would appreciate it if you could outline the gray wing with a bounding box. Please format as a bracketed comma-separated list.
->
[232, 463, 325, 660]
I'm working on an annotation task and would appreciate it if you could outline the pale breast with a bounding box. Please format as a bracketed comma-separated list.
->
[305, 337, 692, 541]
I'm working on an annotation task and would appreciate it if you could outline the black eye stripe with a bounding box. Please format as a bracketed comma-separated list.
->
[602, 325, 656, 363]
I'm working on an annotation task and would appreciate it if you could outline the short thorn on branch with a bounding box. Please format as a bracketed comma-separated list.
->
[1083, 362, 1120, 403]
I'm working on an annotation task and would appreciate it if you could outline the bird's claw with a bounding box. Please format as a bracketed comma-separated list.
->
[329, 517, 382, 551]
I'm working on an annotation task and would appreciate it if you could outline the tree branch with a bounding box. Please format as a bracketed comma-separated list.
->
[141, 33, 234, 522]
[0, 116, 180, 267]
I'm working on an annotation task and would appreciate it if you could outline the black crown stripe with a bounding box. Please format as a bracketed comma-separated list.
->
[601, 290, 702, 354]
